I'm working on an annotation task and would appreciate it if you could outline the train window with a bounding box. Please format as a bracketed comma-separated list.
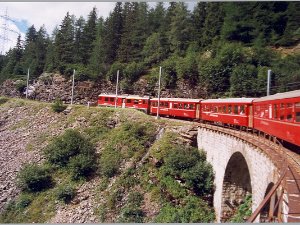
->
[142, 100, 146, 104]
[280, 103, 285, 120]
[218, 106, 222, 113]
[179, 103, 183, 109]
[213, 106, 217, 113]
[105, 97, 108, 102]
[127, 99, 131, 103]
[174, 103, 178, 108]
[184, 104, 188, 109]
[223, 106, 227, 113]
[286, 103, 293, 121]
[134, 99, 139, 104]
[273, 104, 278, 119]
[233, 105, 238, 114]
[165, 102, 169, 107]
[190, 104, 194, 110]
[240, 105, 245, 115]
[228, 105, 232, 114]
[110, 98, 114, 102]
[295, 102, 300, 122]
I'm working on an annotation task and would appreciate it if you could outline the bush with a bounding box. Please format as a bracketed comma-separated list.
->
[51, 99, 67, 113]
[15, 80, 27, 93]
[68, 154, 96, 180]
[16, 194, 33, 209]
[119, 206, 144, 223]
[100, 148, 121, 178]
[44, 129, 96, 167]
[119, 192, 144, 223]
[17, 164, 52, 192]
[230, 195, 252, 222]
[123, 61, 144, 83]
[55, 185, 76, 203]
[155, 196, 215, 222]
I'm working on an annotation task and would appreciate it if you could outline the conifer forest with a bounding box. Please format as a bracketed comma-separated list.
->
[0, 2, 299, 98]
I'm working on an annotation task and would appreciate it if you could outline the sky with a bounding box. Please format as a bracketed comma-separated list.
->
[0, 2, 116, 54]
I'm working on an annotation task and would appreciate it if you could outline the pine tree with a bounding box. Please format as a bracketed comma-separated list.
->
[56, 12, 75, 65]
[73, 16, 86, 64]
[191, 2, 207, 47]
[103, 2, 123, 64]
[168, 2, 192, 56]
[202, 2, 225, 47]
[148, 2, 165, 33]
[88, 17, 106, 80]
[117, 2, 138, 63]
[82, 7, 97, 65]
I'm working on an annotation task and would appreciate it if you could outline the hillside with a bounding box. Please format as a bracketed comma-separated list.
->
[0, 96, 215, 223]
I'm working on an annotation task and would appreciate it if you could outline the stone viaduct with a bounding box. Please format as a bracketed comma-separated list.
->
[195, 124, 300, 223]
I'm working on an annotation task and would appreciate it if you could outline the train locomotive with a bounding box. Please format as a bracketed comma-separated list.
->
[98, 90, 300, 149]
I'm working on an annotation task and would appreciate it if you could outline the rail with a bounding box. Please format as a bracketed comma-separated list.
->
[196, 122, 297, 223]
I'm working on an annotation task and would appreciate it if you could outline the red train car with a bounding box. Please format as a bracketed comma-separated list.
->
[201, 98, 255, 127]
[123, 95, 151, 113]
[150, 98, 170, 116]
[98, 94, 128, 108]
[150, 98, 202, 119]
[253, 90, 300, 147]
[168, 98, 201, 119]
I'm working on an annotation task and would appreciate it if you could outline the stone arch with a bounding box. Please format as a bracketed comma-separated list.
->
[260, 182, 279, 222]
[221, 152, 252, 222]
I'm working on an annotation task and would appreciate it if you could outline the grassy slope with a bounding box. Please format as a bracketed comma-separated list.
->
[0, 96, 215, 223]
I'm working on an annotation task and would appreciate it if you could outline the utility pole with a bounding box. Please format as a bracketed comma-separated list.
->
[26, 68, 29, 98]
[115, 70, 119, 108]
[156, 66, 162, 119]
[267, 69, 271, 96]
[71, 69, 75, 105]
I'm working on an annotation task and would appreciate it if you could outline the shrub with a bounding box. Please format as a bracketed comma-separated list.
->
[55, 185, 76, 203]
[230, 195, 252, 222]
[15, 80, 26, 93]
[182, 161, 214, 196]
[155, 196, 215, 222]
[17, 164, 52, 192]
[44, 129, 96, 167]
[119, 206, 144, 223]
[100, 148, 121, 178]
[68, 154, 96, 180]
[51, 99, 67, 113]
[16, 194, 33, 209]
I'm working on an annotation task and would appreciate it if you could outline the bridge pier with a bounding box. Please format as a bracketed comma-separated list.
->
[197, 127, 281, 222]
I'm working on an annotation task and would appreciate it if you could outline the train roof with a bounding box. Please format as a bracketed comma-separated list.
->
[98, 94, 150, 99]
[254, 90, 300, 102]
[98, 93, 129, 98]
[150, 98, 202, 103]
[126, 95, 150, 100]
[202, 98, 255, 104]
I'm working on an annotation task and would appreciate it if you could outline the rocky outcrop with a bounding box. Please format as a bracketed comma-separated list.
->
[0, 73, 206, 105]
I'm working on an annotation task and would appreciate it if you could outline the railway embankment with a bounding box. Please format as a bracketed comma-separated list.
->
[0, 97, 215, 223]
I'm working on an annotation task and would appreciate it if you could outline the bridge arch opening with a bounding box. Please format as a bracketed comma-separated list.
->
[260, 182, 278, 222]
[221, 152, 252, 222]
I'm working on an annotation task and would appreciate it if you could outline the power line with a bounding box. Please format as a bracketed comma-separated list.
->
[0, 8, 20, 55]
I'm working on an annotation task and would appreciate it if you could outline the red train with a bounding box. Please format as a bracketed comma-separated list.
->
[98, 90, 300, 149]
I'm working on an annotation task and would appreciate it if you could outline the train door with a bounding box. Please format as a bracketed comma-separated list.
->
[248, 105, 253, 128]
[122, 99, 126, 108]
[196, 103, 200, 119]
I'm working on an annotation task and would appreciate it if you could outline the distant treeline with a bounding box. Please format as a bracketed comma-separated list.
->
[0, 2, 299, 97]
